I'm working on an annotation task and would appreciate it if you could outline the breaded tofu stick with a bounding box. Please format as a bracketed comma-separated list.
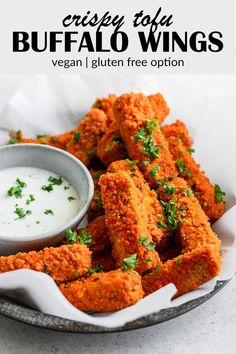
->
[88, 169, 105, 221]
[142, 244, 221, 297]
[96, 93, 170, 167]
[59, 269, 144, 312]
[161, 120, 192, 148]
[82, 215, 111, 253]
[113, 93, 177, 187]
[167, 136, 225, 222]
[93, 94, 117, 128]
[97, 127, 127, 167]
[158, 178, 221, 252]
[12, 108, 107, 167]
[148, 93, 170, 124]
[9, 130, 74, 150]
[143, 177, 221, 296]
[108, 160, 171, 248]
[100, 171, 160, 273]
[0, 244, 91, 284]
[66, 108, 107, 166]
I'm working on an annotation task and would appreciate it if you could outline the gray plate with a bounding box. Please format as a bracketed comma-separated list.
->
[0, 280, 229, 333]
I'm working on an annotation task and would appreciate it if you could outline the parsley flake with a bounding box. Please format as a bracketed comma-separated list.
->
[121, 254, 138, 271]
[214, 184, 226, 203]
[125, 159, 139, 170]
[176, 158, 185, 174]
[14, 207, 32, 219]
[73, 132, 80, 142]
[68, 196, 76, 202]
[44, 209, 54, 215]
[26, 194, 35, 205]
[164, 185, 176, 195]
[149, 165, 160, 179]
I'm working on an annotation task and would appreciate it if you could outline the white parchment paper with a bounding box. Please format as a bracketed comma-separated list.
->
[0, 75, 235, 328]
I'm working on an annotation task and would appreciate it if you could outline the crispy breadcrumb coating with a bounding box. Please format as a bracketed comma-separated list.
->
[97, 127, 127, 167]
[12, 108, 107, 167]
[161, 120, 192, 148]
[82, 215, 111, 253]
[66, 108, 107, 166]
[93, 95, 117, 128]
[0, 244, 91, 283]
[100, 171, 160, 273]
[108, 160, 171, 248]
[10, 130, 73, 150]
[142, 244, 221, 297]
[96, 93, 169, 167]
[59, 269, 144, 312]
[167, 136, 225, 222]
[158, 178, 221, 252]
[143, 177, 221, 297]
[113, 93, 177, 187]
[147, 93, 170, 124]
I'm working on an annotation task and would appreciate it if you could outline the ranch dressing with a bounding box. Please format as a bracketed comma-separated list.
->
[0, 167, 80, 237]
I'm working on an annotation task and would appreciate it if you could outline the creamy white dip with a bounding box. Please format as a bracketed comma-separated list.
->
[0, 167, 80, 237]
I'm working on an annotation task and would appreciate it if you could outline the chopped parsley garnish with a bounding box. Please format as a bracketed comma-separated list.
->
[8, 136, 18, 144]
[73, 132, 80, 142]
[78, 229, 92, 245]
[8, 185, 22, 198]
[149, 165, 160, 178]
[14, 207, 32, 219]
[88, 263, 104, 276]
[42, 184, 53, 192]
[36, 134, 49, 139]
[36, 221, 40, 224]
[156, 177, 169, 187]
[164, 185, 176, 195]
[16, 178, 27, 188]
[187, 148, 195, 154]
[134, 119, 162, 160]
[64, 186, 70, 190]
[66, 229, 78, 244]
[214, 184, 226, 203]
[40, 141, 48, 145]
[44, 209, 54, 215]
[145, 118, 158, 133]
[160, 199, 178, 230]
[142, 161, 149, 167]
[125, 159, 139, 170]
[138, 236, 156, 250]
[143, 257, 152, 263]
[176, 158, 185, 174]
[157, 221, 168, 229]
[134, 127, 147, 142]
[175, 258, 182, 265]
[26, 194, 35, 205]
[87, 147, 97, 158]
[185, 168, 191, 177]
[8, 178, 27, 199]
[95, 196, 103, 208]
[48, 176, 63, 185]
[8, 130, 21, 144]
[68, 196, 76, 202]
[121, 254, 138, 271]
[183, 189, 192, 197]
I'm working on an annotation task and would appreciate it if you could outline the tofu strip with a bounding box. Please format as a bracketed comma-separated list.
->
[59, 269, 144, 312]
[0, 244, 91, 283]
[100, 171, 160, 273]
[113, 93, 177, 187]
[167, 136, 225, 222]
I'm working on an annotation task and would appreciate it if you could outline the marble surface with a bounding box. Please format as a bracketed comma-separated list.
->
[0, 75, 235, 353]
[0, 275, 235, 354]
